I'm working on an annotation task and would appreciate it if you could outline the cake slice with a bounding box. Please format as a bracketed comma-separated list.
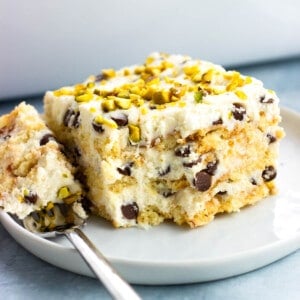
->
[0, 102, 88, 231]
[44, 52, 284, 228]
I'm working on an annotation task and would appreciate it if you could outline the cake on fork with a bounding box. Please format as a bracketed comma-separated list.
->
[0, 103, 87, 231]
[44, 52, 284, 228]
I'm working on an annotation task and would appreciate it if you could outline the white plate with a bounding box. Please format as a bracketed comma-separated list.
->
[1, 107, 300, 285]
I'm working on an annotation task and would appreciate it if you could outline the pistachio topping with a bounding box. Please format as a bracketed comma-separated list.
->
[57, 186, 70, 199]
[128, 124, 141, 143]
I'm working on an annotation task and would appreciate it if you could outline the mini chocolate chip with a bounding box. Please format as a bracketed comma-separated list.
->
[40, 133, 55, 146]
[92, 121, 104, 133]
[250, 178, 257, 185]
[267, 133, 276, 144]
[259, 95, 266, 102]
[175, 145, 191, 157]
[80, 196, 92, 214]
[262, 166, 277, 182]
[204, 160, 219, 176]
[260, 95, 274, 104]
[57, 203, 69, 217]
[111, 114, 128, 126]
[46, 209, 55, 218]
[24, 192, 38, 204]
[162, 190, 176, 198]
[183, 156, 202, 168]
[117, 162, 134, 176]
[158, 165, 171, 176]
[232, 103, 246, 121]
[149, 105, 157, 110]
[193, 171, 212, 192]
[94, 73, 109, 82]
[3, 134, 11, 140]
[63, 109, 80, 128]
[121, 202, 139, 219]
[217, 190, 227, 195]
[212, 118, 223, 125]
[73, 111, 80, 128]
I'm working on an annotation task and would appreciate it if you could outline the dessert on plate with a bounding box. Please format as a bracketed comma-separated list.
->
[44, 52, 284, 228]
[0, 103, 87, 231]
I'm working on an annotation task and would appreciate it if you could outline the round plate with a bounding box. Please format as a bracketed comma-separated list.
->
[1, 107, 300, 285]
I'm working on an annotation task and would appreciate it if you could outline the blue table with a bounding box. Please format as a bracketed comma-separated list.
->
[1, 58, 300, 300]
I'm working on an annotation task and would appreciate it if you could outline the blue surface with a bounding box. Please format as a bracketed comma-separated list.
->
[1, 58, 300, 300]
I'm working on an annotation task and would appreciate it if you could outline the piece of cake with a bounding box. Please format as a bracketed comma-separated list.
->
[0, 102, 88, 231]
[44, 52, 284, 228]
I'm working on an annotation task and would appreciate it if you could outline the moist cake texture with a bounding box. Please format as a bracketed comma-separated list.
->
[44, 52, 284, 228]
[0, 103, 87, 231]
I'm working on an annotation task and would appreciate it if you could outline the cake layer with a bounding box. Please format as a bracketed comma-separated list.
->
[44, 52, 284, 228]
[0, 103, 87, 231]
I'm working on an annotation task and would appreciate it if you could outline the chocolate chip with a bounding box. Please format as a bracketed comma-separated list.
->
[262, 166, 277, 182]
[121, 202, 139, 219]
[232, 103, 246, 121]
[46, 209, 55, 218]
[212, 118, 223, 125]
[267, 133, 276, 144]
[117, 162, 134, 176]
[193, 171, 212, 191]
[217, 190, 227, 195]
[3, 134, 11, 140]
[111, 114, 128, 126]
[92, 121, 104, 133]
[204, 160, 219, 176]
[250, 178, 257, 185]
[80, 196, 92, 214]
[158, 165, 171, 176]
[24, 192, 38, 204]
[260, 95, 274, 104]
[40, 133, 55, 146]
[63, 108, 80, 128]
[162, 190, 176, 198]
[183, 156, 202, 168]
[57, 203, 69, 217]
[175, 145, 191, 157]
[94, 73, 108, 82]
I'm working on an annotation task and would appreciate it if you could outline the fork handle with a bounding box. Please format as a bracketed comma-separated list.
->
[65, 228, 141, 300]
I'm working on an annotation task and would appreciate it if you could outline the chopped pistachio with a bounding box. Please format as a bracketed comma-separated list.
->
[113, 97, 132, 109]
[117, 90, 130, 98]
[128, 124, 141, 143]
[94, 115, 118, 128]
[235, 90, 247, 100]
[102, 99, 116, 112]
[46, 202, 54, 210]
[183, 65, 199, 76]
[194, 90, 203, 103]
[152, 90, 170, 104]
[86, 82, 95, 89]
[244, 76, 252, 84]
[102, 68, 116, 78]
[202, 69, 214, 83]
[75, 93, 93, 102]
[53, 88, 74, 97]
[58, 186, 70, 199]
